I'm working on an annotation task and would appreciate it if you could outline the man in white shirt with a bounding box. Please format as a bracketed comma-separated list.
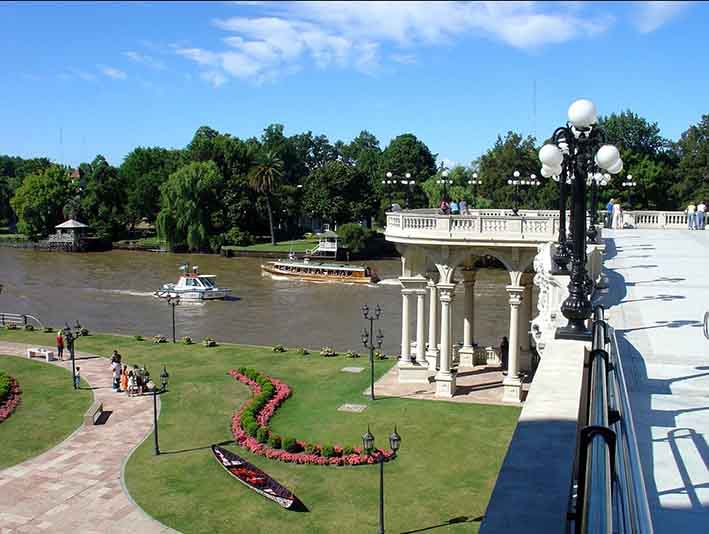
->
[697, 201, 706, 230]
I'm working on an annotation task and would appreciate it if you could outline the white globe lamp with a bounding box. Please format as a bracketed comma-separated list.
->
[595, 145, 620, 170]
[567, 99, 597, 128]
[539, 144, 563, 167]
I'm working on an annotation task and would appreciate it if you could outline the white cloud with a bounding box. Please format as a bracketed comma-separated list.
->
[634, 1, 689, 33]
[177, 1, 615, 87]
[66, 68, 97, 82]
[100, 65, 127, 80]
[123, 51, 166, 70]
[201, 70, 228, 88]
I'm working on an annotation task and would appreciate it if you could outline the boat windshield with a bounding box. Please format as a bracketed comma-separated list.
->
[198, 277, 215, 288]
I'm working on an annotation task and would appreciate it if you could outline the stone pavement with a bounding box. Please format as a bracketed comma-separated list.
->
[0, 342, 173, 533]
[600, 229, 709, 533]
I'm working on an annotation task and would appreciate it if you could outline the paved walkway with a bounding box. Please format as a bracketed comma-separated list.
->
[601, 229, 709, 533]
[0, 342, 172, 533]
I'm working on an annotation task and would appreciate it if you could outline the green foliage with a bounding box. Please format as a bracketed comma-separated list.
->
[272, 344, 286, 353]
[344, 350, 361, 359]
[134, 335, 144, 341]
[255, 426, 270, 443]
[337, 223, 371, 254]
[156, 161, 224, 251]
[11, 165, 72, 238]
[673, 114, 709, 206]
[248, 150, 284, 245]
[220, 227, 254, 247]
[79, 155, 127, 240]
[303, 161, 375, 225]
[182, 336, 193, 345]
[24, 324, 34, 331]
[296, 347, 310, 356]
[203, 337, 217, 347]
[267, 434, 282, 449]
[282, 437, 299, 453]
[0, 371, 11, 402]
[320, 346, 337, 357]
[321, 445, 335, 458]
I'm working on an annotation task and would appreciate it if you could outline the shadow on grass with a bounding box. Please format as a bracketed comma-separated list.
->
[160, 439, 234, 456]
[400, 514, 483, 533]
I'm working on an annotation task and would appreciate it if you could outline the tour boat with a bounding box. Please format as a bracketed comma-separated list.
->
[211, 445, 299, 510]
[261, 256, 379, 284]
[155, 265, 231, 300]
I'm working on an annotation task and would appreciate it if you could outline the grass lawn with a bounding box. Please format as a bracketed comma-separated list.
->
[0, 354, 92, 470]
[223, 238, 318, 253]
[113, 236, 167, 248]
[0, 330, 520, 534]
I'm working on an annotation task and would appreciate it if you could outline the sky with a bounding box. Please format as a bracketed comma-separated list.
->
[1, 1, 707, 168]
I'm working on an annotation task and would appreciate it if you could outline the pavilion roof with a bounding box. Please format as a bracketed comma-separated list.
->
[56, 219, 89, 229]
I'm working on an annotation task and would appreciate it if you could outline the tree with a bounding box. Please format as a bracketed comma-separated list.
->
[80, 155, 127, 240]
[11, 165, 72, 238]
[673, 114, 709, 206]
[248, 151, 284, 245]
[302, 160, 375, 226]
[156, 161, 224, 251]
[0, 155, 52, 226]
[120, 147, 184, 224]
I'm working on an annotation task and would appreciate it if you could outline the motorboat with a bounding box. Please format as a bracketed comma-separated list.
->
[155, 264, 230, 300]
[261, 256, 379, 284]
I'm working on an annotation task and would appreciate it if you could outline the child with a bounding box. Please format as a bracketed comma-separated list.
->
[127, 371, 137, 397]
[74, 367, 81, 389]
[120, 365, 128, 392]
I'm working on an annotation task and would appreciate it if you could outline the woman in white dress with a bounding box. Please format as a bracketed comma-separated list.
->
[612, 201, 623, 229]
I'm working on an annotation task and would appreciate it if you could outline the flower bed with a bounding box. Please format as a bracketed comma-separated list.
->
[229, 368, 394, 466]
[0, 374, 22, 423]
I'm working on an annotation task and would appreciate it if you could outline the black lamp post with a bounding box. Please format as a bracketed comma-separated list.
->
[587, 172, 609, 243]
[539, 99, 623, 340]
[436, 165, 452, 203]
[622, 175, 637, 209]
[153, 365, 170, 456]
[467, 172, 482, 208]
[156, 292, 180, 343]
[383, 172, 416, 209]
[551, 163, 572, 273]
[507, 172, 540, 215]
[63, 320, 84, 390]
[361, 304, 383, 400]
[362, 425, 402, 534]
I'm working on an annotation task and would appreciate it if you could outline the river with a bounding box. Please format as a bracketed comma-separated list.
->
[0, 248, 515, 355]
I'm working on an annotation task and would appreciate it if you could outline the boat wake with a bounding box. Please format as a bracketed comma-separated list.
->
[89, 289, 155, 297]
[376, 278, 402, 287]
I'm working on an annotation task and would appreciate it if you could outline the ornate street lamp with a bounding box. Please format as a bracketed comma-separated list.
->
[507, 172, 540, 215]
[63, 320, 85, 390]
[539, 99, 623, 340]
[467, 172, 483, 208]
[152, 365, 170, 455]
[436, 166, 453, 203]
[587, 172, 609, 243]
[621, 174, 637, 208]
[361, 304, 383, 400]
[155, 292, 180, 343]
[362, 425, 402, 534]
[382, 172, 415, 209]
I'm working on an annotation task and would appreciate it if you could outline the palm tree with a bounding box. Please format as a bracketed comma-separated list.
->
[248, 150, 284, 245]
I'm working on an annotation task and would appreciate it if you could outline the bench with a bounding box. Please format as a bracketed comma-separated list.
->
[84, 400, 104, 425]
[26, 347, 55, 362]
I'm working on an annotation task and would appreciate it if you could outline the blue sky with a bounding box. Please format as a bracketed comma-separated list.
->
[1, 1, 707, 168]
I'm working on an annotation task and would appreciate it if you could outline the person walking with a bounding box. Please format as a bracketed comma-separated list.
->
[606, 198, 614, 228]
[110, 355, 122, 391]
[687, 202, 697, 230]
[697, 200, 706, 230]
[55, 330, 64, 361]
[612, 200, 623, 229]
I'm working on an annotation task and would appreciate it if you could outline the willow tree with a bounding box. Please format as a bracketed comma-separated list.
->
[156, 161, 222, 251]
[248, 150, 283, 245]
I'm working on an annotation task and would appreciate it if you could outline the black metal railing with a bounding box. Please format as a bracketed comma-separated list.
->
[573, 305, 653, 534]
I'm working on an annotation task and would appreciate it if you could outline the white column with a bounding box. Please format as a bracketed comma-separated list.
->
[503, 285, 524, 403]
[399, 286, 411, 364]
[426, 277, 439, 370]
[415, 289, 426, 364]
[459, 269, 477, 367]
[517, 279, 533, 373]
[435, 283, 457, 398]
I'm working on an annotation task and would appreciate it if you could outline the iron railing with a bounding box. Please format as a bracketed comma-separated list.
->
[574, 305, 653, 534]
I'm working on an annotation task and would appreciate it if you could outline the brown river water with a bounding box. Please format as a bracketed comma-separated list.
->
[0, 248, 514, 355]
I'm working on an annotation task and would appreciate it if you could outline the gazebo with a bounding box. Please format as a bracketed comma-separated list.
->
[51, 219, 89, 249]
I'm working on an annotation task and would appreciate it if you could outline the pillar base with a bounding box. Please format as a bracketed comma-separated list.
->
[434, 371, 457, 398]
[458, 346, 476, 368]
[502, 375, 522, 403]
[425, 349, 439, 371]
[398, 362, 431, 384]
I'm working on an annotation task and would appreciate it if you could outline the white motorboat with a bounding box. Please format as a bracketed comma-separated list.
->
[155, 265, 231, 300]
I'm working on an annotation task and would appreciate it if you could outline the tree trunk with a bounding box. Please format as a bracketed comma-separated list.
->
[266, 196, 276, 245]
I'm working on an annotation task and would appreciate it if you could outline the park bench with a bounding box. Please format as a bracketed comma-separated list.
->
[84, 400, 104, 426]
[26, 347, 55, 362]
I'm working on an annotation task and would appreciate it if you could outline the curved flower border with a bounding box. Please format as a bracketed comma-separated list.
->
[229, 369, 395, 466]
[0, 376, 22, 423]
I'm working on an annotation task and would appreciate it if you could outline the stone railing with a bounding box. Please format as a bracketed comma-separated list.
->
[623, 210, 705, 229]
[386, 210, 560, 243]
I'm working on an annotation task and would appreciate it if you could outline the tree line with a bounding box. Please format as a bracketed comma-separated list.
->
[1, 111, 707, 251]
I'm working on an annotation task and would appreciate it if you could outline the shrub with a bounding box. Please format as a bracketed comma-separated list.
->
[0, 372, 11, 402]
[344, 350, 360, 359]
[342, 445, 355, 456]
[183, 336, 193, 345]
[337, 223, 370, 255]
[256, 426, 270, 443]
[321, 446, 336, 458]
[153, 335, 167, 344]
[304, 443, 319, 455]
[221, 227, 255, 247]
[134, 335, 144, 341]
[24, 324, 34, 331]
[296, 347, 310, 356]
[203, 337, 217, 347]
[320, 346, 337, 357]
[374, 351, 388, 360]
[283, 437, 299, 453]
[44, 326, 54, 333]
[272, 344, 286, 353]
[268, 434, 282, 449]
[80, 327, 90, 336]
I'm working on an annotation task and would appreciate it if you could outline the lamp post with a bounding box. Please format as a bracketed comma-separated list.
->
[156, 292, 180, 343]
[586, 172, 609, 243]
[384, 172, 416, 209]
[152, 365, 170, 456]
[622, 175, 637, 208]
[361, 304, 383, 400]
[362, 425, 402, 534]
[63, 320, 84, 390]
[507, 172, 540, 215]
[539, 99, 623, 340]
[467, 172, 482, 208]
[436, 167, 452, 203]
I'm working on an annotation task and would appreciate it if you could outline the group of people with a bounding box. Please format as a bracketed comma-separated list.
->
[686, 201, 707, 230]
[605, 199, 626, 229]
[438, 198, 470, 215]
[110, 351, 147, 397]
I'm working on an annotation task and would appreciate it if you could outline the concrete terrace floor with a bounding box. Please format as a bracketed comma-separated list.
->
[600, 229, 709, 532]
